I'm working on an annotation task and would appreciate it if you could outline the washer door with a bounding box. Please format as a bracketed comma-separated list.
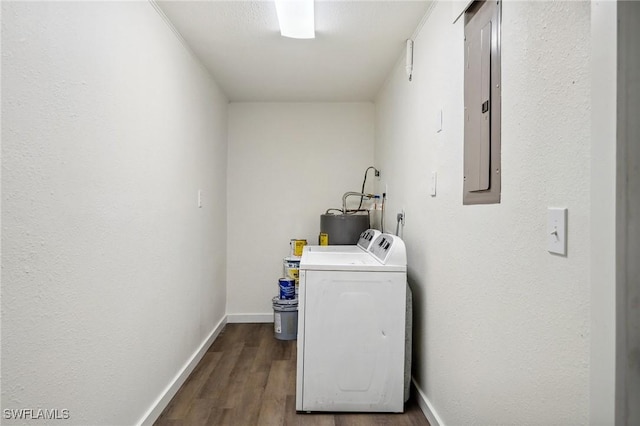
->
[301, 270, 406, 412]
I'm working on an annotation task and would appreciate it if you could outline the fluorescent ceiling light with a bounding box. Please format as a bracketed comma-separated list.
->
[274, 0, 315, 39]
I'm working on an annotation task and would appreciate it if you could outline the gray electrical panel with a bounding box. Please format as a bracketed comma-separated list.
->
[463, 0, 501, 205]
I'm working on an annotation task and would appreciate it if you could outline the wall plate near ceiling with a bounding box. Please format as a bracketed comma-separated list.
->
[406, 39, 414, 81]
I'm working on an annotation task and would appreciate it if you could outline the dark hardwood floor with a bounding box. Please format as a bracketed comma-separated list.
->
[155, 323, 430, 426]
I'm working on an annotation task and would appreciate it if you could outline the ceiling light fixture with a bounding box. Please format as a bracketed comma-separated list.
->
[274, 0, 315, 39]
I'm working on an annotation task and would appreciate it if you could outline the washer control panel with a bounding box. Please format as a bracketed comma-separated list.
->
[357, 229, 381, 250]
[368, 233, 407, 266]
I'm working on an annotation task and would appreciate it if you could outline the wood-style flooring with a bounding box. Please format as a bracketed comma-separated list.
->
[155, 323, 430, 426]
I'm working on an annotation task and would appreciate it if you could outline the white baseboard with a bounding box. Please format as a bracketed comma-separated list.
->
[226, 313, 273, 323]
[137, 315, 227, 426]
[412, 377, 445, 426]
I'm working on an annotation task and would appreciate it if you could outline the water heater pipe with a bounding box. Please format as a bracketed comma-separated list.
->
[342, 192, 374, 214]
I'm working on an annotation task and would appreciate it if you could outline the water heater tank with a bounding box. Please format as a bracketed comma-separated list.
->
[320, 213, 369, 245]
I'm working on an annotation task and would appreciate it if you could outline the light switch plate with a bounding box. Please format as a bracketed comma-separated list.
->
[436, 109, 443, 133]
[430, 172, 437, 196]
[547, 207, 567, 255]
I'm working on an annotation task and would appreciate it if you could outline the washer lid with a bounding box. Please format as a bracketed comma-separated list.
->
[304, 245, 366, 254]
[299, 251, 406, 272]
[300, 233, 407, 271]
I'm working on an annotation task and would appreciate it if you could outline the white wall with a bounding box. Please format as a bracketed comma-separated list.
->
[227, 103, 374, 317]
[375, 1, 592, 424]
[1, 2, 228, 425]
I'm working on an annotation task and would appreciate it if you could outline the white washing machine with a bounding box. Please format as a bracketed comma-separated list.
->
[305, 229, 381, 254]
[296, 233, 407, 413]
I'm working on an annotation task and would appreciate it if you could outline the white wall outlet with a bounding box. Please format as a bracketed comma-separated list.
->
[198, 190, 203, 208]
[547, 207, 567, 255]
[396, 209, 405, 228]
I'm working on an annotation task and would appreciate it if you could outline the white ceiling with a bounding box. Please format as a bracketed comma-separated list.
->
[157, 0, 431, 102]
